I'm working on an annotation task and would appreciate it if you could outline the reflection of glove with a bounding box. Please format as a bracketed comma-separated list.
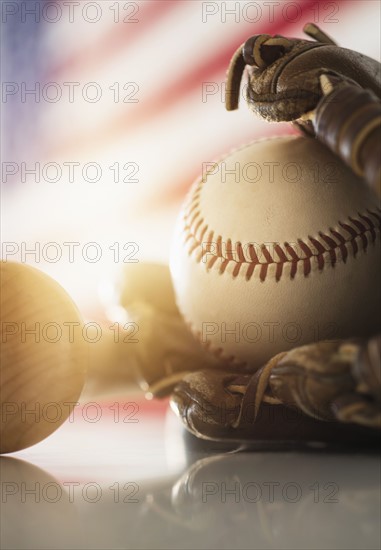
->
[146, 452, 380, 548]
[226, 23, 381, 195]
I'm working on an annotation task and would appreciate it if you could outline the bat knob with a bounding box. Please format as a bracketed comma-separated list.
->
[0, 262, 87, 453]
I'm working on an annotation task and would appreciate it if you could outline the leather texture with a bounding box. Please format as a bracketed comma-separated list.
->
[314, 81, 381, 196]
[171, 336, 380, 440]
[118, 25, 381, 443]
[226, 23, 381, 194]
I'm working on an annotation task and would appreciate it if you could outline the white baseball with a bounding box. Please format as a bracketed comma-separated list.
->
[170, 136, 381, 371]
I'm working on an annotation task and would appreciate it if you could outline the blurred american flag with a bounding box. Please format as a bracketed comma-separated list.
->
[1, 0, 380, 316]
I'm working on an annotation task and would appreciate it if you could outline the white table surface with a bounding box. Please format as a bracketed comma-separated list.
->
[1, 393, 380, 550]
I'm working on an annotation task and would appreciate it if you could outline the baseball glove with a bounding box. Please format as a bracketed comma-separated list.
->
[118, 24, 380, 445]
[226, 22, 381, 194]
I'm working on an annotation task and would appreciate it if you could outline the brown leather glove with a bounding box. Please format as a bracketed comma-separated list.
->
[116, 262, 380, 444]
[171, 336, 380, 443]
[118, 24, 380, 445]
[226, 23, 381, 195]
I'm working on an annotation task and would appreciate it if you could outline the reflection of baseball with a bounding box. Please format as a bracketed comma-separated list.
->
[170, 136, 380, 371]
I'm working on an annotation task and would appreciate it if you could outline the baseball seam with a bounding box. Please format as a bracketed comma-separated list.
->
[177, 136, 380, 368]
[182, 195, 380, 367]
[182, 179, 381, 282]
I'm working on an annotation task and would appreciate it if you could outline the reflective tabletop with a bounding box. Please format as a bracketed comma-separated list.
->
[1, 394, 380, 550]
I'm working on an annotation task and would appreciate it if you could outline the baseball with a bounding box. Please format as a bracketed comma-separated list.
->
[170, 136, 381, 371]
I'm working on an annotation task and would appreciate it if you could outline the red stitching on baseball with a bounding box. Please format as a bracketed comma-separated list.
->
[182, 177, 381, 281]
[187, 321, 248, 369]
